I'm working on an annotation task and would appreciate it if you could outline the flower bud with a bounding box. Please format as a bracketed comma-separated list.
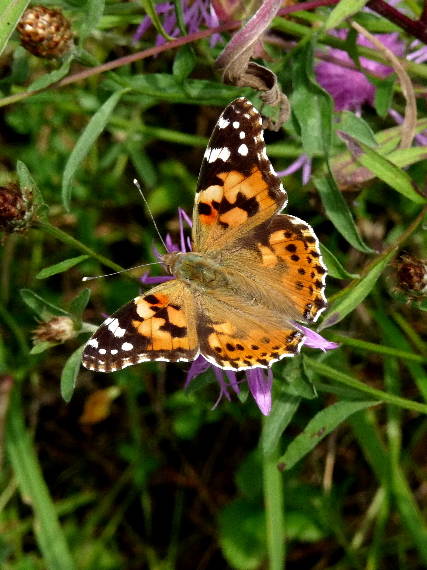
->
[17, 5, 73, 59]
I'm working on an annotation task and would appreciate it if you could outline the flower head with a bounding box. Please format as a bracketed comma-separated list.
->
[133, 0, 220, 46]
[141, 209, 337, 415]
[315, 31, 405, 112]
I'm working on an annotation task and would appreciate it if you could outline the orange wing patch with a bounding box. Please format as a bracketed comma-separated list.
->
[259, 214, 327, 322]
[199, 316, 304, 370]
[82, 282, 198, 372]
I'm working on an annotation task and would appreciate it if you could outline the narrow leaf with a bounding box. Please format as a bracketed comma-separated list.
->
[278, 400, 377, 470]
[62, 89, 125, 210]
[36, 255, 89, 279]
[0, 0, 29, 57]
[291, 40, 333, 156]
[20, 289, 69, 320]
[79, 0, 105, 43]
[173, 45, 196, 81]
[61, 345, 85, 402]
[320, 244, 359, 279]
[30, 341, 57, 355]
[140, 0, 174, 40]
[319, 248, 396, 330]
[314, 171, 374, 253]
[325, 0, 369, 30]
[338, 111, 377, 147]
[6, 390, 76, 570]
[344, 135, 426, 204]
[28, 54, 72, 92]
[262, 394, 300, 456]
[69, 288, 91, 320]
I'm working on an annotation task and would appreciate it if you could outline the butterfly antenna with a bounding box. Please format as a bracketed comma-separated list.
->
[133, 178, 168, 252]
[82, 262, 162, 282]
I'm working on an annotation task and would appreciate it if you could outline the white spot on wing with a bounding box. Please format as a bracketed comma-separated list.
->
[107, 318, 126, 338]
[206, 146, 231, 163]
[121, 342, 133, 351]
[238, 144, 249, 156]
[99, 348, 106, 355]
[111, 349, 118, 355]
[87, 338, 98, 348]
[218, 116, 230, 129]
[233, 121, 240, 128]
[239, 131, 245, 139]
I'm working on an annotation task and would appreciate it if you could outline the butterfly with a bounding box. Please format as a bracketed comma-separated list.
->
[82, 97, 327, 373]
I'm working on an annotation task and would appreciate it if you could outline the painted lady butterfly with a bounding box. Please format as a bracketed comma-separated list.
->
[82, 97, 327, 372]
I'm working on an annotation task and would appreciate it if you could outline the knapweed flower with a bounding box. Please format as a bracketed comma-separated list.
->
[133, 0, 220, 46]
[315, 31, 405, 112]
[277, 154, 312, 186]
[140, 208, 337, 416]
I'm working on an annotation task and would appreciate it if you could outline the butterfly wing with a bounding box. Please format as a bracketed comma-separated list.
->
[192, 97, 287, 253]
[82, 280, 199, 372]
[195, 214, 327, 370]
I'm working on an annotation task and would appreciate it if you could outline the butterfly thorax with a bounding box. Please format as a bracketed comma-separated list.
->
[163, 251, 229, 290]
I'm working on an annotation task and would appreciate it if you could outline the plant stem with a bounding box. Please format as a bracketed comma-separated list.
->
[35, 220, 124, 273]
[262, 418, 285, 570]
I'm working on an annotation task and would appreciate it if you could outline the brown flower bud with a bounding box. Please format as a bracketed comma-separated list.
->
[33, 316, 76, 344]
[17, 5, 73, 59]
[395, 255, 427, 297]
[0, 184, 26, 232]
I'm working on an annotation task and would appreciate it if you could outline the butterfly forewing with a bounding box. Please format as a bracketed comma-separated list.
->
[192, 97, 288, 252]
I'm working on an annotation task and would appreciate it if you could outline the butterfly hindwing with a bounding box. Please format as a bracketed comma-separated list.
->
[82, 281, 199, 372]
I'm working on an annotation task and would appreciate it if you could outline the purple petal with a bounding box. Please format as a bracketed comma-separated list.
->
[294, 324, 339, 351]
[185, 355, 210, 387]
[140, 272, 173, 285]
[246, 368, 273, 416]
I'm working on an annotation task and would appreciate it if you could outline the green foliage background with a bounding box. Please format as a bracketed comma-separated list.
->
[0, 1, 426, 568]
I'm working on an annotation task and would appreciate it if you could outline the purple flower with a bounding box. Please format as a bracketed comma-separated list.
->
[315, 31, 405, 112]
[133, 0, 220, 46]
[277, 154, 312, 186]
[141, 210, 337, 415]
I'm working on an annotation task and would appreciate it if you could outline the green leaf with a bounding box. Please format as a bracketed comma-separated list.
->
[291, 39, 333, 156]
[218, 499, 266, 570]
[320, 244, 359, 279]
[140, 0, 174, 40]
[20, 289, 69, 320]
[36, 255, 89, 279]
[61, 345, 85, 402]
[345, 135, 426, 204]
[262, 393, 300, 456]
[69, 288, 91, 320]
[325, 0, 370, 30]
[79, 0, 105, 43]
[319, 248, 397, 330]
[106, 74, 247, 105]
[0, 0, 29, 58]
[62, 89, 126, 210]
[338, 111, 378, 147]
[278, 400, 377, 470]
[314, 171, 374, 253]
[30, 341, 58, 355]
[28, 54, 73, 92]
[372, 75, 395, 117]
[16, 160, 46, 215]
[173, 45, 196, 81]
[387, 146, 427, 169]
[6, 390, 76, 570]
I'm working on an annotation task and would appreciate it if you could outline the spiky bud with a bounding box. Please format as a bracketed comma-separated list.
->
[17, 5, 73, 59]
[33, 316, 76, 344]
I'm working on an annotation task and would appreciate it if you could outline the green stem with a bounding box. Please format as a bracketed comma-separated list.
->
[262, 418, 285, 570]
[328, 333, 427, 364]
[305, 357, 427, 414]
[35, 220, 124, 273]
